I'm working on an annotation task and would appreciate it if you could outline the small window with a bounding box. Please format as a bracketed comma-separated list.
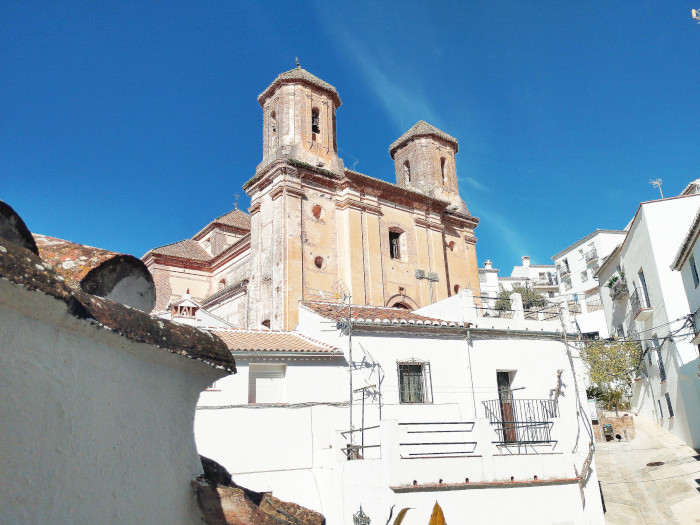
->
[314, 256, 325, 269]
[312, 204, 323, 219]
[404, 161, 411, 184]
[665, 392, 674, 418]
[440, 157, 446, 185]
[581, 270, 588, 283]
[261, 319, 271, 330]
[454, 284, 460, 294]
[448, 240, 455, 251]
[270, 111, 276, 134]
[691, 254, 699, 288]
[389, 230, 402, 259]
[248, 364, 285, 404]
[398, 360, 432, 404]
[311, 108, 320, 134]
[398, 286, 406, 295]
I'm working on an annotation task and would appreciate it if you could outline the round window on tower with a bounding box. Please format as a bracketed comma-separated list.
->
[314, 256, 325, 269]
[312, 204, 323, 219]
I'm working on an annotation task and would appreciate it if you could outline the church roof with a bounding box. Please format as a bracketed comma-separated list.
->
[211, 328, 342, 355]
[258, 67, 341, 107]
[193, 209, 251, 240]
[389, 120, 459, 158]
[149, 239, 212, 261]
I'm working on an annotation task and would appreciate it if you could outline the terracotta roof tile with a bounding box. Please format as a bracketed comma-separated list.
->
[211, 328, 342, 354]
[301, 301, 469, 328]
[149, 239, 211, 261]
[214, 209, 251, 230]
[390, 120, 458, 158]
[258, 67, 341, 107]
[34, 234, 120, 290]
[0, 236, 235, 372]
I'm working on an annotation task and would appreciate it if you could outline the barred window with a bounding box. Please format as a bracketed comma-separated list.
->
[397, 360, 432, 404]
[665, 392, 674, 418]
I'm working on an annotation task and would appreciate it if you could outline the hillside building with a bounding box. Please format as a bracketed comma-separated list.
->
[144, 66, 481, 331]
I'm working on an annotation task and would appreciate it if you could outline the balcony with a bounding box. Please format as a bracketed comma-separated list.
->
[630, 288, 653, 321]
[611, 278, 629, 300]
[557, 265, 571, 277]
[584, 248, 598, 263]
[482, 398, 558, 444]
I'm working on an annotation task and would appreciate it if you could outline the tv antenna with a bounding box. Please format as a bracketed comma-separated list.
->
[649, 179, 663, 199]
[693, 9, 700, 23]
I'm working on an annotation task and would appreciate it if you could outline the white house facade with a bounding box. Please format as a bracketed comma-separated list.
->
[670, 207, 700, 447]
[194, 291, 604, 525]
[0, 201, 237, 525]
[552, 230, 627, 340]
[596, 193, 700, 449]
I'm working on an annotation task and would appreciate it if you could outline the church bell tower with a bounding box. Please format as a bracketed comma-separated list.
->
[390, 121, 468, 214]
[256, 64, 344, 174]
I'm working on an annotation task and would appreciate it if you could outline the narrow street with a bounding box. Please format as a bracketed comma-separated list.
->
[595, 414, 700, 524]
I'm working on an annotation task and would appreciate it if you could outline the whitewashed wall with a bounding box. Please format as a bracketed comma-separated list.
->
[196, 303, 603, 524]
[0, 280, 227, 525]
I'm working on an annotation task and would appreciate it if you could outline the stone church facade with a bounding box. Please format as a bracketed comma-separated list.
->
[143, 67, 481, 330]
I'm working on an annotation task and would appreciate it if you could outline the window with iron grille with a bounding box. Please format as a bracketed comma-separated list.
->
[691, 254, 700, 289]
[397, 360, 432, 403]
[653, 336, 666, 383]
[665, 392, 674, 418]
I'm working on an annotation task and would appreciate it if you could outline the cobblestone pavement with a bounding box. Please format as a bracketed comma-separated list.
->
[595, 413, 700, 524]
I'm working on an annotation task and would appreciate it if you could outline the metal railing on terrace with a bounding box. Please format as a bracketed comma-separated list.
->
[398, 421, 476, 458]
[611, 278, 629, 300]
[584, 248, 598, 263]
[483, 399, 558, 444]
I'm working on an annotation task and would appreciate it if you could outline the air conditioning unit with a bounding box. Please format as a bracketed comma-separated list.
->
[428, 272, 439, 281]
[415, 269, 426, 279]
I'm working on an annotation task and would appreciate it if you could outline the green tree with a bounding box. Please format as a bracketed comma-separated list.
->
[581, 340, 642, 410]
[494, 286, 547, 311]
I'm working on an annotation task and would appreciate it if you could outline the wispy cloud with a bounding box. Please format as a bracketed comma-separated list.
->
[313, 3, 441, 132]
[459, 176, 488, 192]
[346, 46, 442, 131]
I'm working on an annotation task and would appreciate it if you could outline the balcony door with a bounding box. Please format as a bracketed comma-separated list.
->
[497, 371, 516, 442]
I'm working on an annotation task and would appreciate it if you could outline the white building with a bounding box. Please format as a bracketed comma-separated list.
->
[553, 230, 626, 298]
[596, 193, 700, 449]
[670, 207, 700, 447]
[552, 230, 626, 340]
[478, 256, 559, 316]
[195, 291, 604, 525]
[0, 201, 236, 525]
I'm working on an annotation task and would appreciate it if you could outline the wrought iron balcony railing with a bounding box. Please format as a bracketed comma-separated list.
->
[630, 288, 652, 319]
[483, 398, 558, 444]
[611, 278, 629, 300]
[584, 248, 598, 263]
[557, 265, 571, 277]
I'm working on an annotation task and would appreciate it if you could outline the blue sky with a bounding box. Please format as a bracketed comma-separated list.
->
[2, 2, 698, 273]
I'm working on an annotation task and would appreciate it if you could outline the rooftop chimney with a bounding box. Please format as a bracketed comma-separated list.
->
[484, 260, 493, 269]
[522, 256, 531, 268]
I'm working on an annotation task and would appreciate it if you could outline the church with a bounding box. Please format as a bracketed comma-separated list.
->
[143, 66, 482, 330]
